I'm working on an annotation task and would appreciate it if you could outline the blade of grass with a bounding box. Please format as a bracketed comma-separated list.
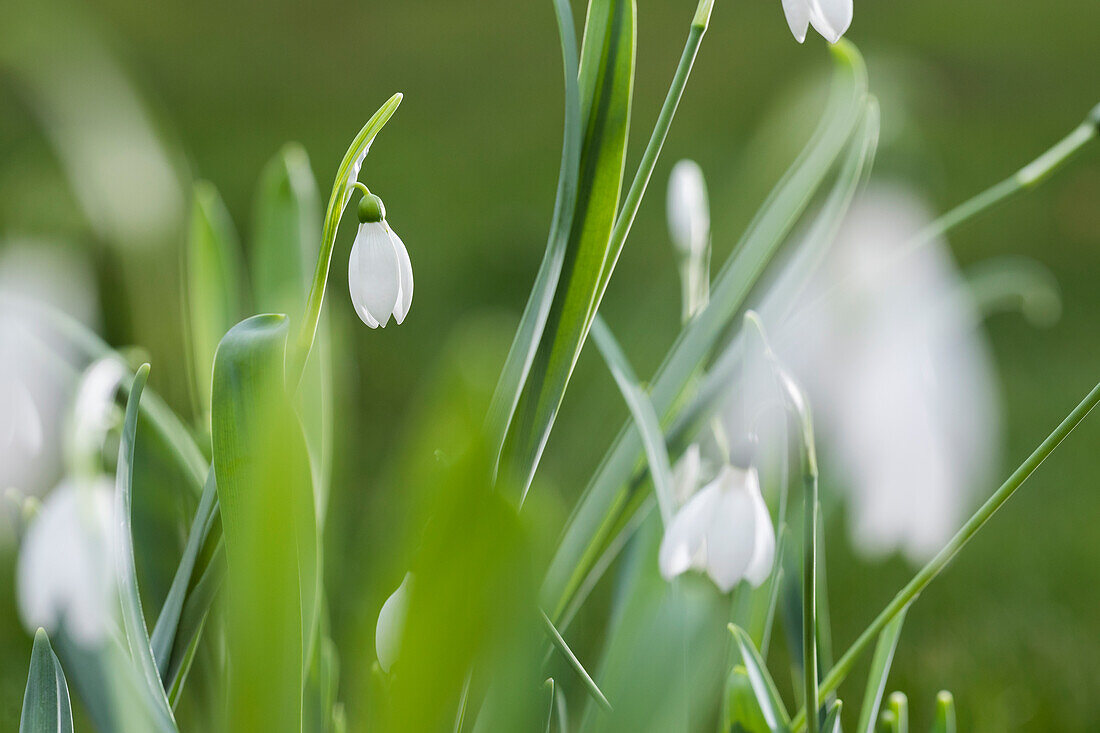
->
[114, 364, 177, 732]
[20, 628, 73, 733]
[791, 380, 1100, 730]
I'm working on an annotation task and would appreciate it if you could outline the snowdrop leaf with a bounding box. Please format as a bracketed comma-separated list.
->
[725, 665, 776, 733]
[542, 41, 867, 617]
[251, 144, 333, 523]
[497, 0, 636, 505]
[822, 700, 843, 733]
[20, 628, 73, 733]
[164, 540, 224, 706]
[211, 315, 318, 733]
[541, 611, 611, 712]
[930, 691, 956, 733]
[148, 468, 218, 682]
[542, 678, 555, 733]
[729, 624, 791, 732]
[590, 315, 675, 522]
[114, 364, 178, 731]
[883, 693, 907, 733]
[855, 610, 906, 733]
[184, 182, 245, 424]
[485, 0, 581, 462]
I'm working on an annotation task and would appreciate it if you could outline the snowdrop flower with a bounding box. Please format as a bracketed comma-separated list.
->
[767, 185, 999, 562]
[375, 573, 412, 673]
[780, 0, 853, 44]
[16, 479, 117, 647]
[659, 465, 775, 592]
[348, 192, 413, 328]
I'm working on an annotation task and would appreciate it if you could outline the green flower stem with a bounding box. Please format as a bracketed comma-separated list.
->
[790, 379, 1100, 732]
[802, 468, 819, 733]
[291, 93, 402, 387]
[592, 0, 712, 305]
[906, 105, 1098, 258]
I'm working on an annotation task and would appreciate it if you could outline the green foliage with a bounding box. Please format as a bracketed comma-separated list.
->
[19, 629, 72, 733]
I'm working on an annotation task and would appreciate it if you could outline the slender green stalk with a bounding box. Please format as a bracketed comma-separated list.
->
[540, 611, 611, 712]
[291, 93, 402, 386]
[802, 468, 819, 733]
[593, 4, 712, 304]
[790, 380, 1100, 731]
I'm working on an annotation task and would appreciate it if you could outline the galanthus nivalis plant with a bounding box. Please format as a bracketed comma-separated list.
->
[7, 0, 1100, 731]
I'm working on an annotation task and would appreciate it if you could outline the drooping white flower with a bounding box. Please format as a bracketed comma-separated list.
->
[780, 0, 853, 44]
[659, 465, 775, 592]
[16, 479, 117, 647]
[375, 573, 412, 673]
[667, 160, 710, 259]
[348, 193, 413, 329]
[765, 185, 999, 562]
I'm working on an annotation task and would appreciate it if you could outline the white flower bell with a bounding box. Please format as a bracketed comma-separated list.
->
[348, 192, 413, 329]
[659, 465, 775, 592]
[375, 572, 412, 673]
[780, 0, 853, 44]
[16, 479, 117, 646]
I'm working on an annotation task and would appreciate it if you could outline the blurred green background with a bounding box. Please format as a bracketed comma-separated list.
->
[1, 0, 1098, 730]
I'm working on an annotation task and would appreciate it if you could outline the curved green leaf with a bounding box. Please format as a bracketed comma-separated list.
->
[115, 364, 178, 732]
[729, 624, 791, 732]
[212, 314, 318, 733]
[540, 611, 611, 712]
[184, 182, 245, 423]
[822, 701, 843, 733]
[485, 0, 582, 462]
[20, 629, 73, 733]
[855, 611, 906, 733]
[497, 0, 636, 504]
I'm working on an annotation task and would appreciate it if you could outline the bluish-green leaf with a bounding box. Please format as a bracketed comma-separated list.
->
[930, 691, 956, 733]
[184, 182, 245, 423]
[114, 364, 178, 732]
[20, 629, 73, 733]
[822, 701, 843, 733]
[855, 611, 906, 733]
[212, 314, 318, 732]
[251, 144, 333, 523]
[730, 624, 791, 732]
[497, 0, 636, 504]
[485, 0, 582, 461]
[726, 665, 776, 733]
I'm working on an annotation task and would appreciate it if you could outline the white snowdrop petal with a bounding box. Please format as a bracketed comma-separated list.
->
[349, 222, 401, 328]
[672, 443, 702, 506]
[703, 473, 757, 592]
[807, 0, 852, 43]
[780, 0, 811, 43]
[376, 573, 412, 673]
[389, 225, 414, 325]
[659, 482, 722, 580]
[743, 475, 777, 587]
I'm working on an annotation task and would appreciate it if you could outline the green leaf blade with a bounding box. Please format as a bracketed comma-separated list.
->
[730, 623, 792, 732]
[20, 629, 73, 733]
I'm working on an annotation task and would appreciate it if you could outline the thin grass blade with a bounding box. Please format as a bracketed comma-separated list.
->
[855, 611, 906, 733]
[19, 629, 73, 733]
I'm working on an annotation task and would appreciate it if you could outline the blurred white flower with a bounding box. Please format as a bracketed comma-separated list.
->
[667, 160, 710, 259]
[69, 357, 128, 473]
[348, 194, 413, 329]
[376, 573, 412, 673]
[0, 243, 98, 498]
[770, 185, 999, 562]
[16, 479, 117, 647]
[780, 0, 853, 44]
[659, 465, 775, 592]
[672, 443, 704, 506]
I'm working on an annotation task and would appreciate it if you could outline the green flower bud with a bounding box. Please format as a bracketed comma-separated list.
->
[358, 193, 386, 224]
